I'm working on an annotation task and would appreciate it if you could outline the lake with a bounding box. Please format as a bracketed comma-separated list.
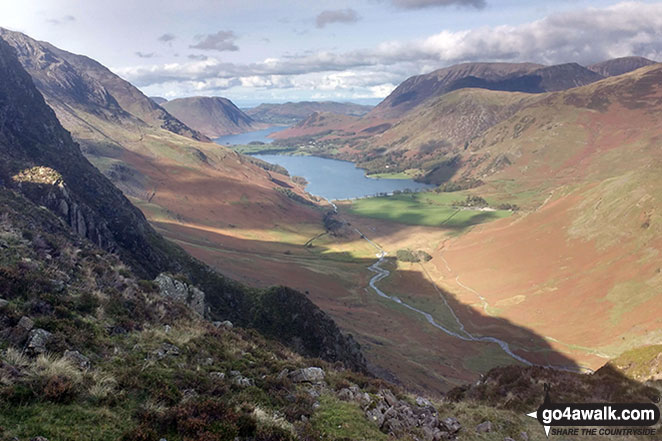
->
[215, 126, 288, 145]
[252, 154, 433, 201]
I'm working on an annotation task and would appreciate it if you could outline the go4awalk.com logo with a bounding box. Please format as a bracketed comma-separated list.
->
[526, 385, 660, 437]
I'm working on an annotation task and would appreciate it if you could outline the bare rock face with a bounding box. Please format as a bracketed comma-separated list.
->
[154, 273, 206, 316]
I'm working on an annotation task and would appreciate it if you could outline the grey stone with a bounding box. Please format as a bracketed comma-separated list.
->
[380, 389, 398, 407]
[416, 396, 433, 407]
[64, 350, 91, 369]
[476, 421, 492, 433]
[289, 367, 325, 383]
[520, 431, 529, 441]
[442, 417, 461, 434]
[26, 328, 52, 355]
[18, 316, 34, 331]
[154, 273, 205, 316]
[155, 342, 180, 359]
[0, 298, 8, 308]
[209, 371, 225, 380]
[220, 320, 233, 329]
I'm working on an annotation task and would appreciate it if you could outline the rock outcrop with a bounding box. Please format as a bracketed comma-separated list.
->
[154, 273, 206, 316]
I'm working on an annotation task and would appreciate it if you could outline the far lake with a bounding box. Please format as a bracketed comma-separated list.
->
[215, 126, 288, 145]
[252, 154, 433, 201]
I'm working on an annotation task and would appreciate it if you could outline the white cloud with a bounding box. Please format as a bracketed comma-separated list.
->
[116, 2, 662, 99]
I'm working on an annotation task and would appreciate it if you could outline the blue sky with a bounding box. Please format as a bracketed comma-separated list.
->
[1, 0, 662, 106]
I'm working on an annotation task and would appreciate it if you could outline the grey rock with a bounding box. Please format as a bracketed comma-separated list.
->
[289, 367, 325, 383]
[380, 389, 398, 407]
[154, 273, 205, 316]
[18, 316, 34, 331]
[277, 368, 289, 380]
[0, 298, 8, 308]
[476, 421, 492, 433]
[220, 320, 233, 329]
[232, 375, 254, 387]
[164, 324, 171, 333]
[64, 350, 90, 369]
[520, 431, 529, 441]
[442, 417, 461, 434]
[31, 437, 49, 441]
[155, 342, 180, 359]
[26, 328, 52, 355]
[416, 396, 433, 407]
[209, 371, 225, 380]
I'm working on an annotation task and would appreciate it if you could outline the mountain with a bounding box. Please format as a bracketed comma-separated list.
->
[162, 96, 260, 138]
[2, 35, 660, 439]
[367, 62, 542, 119]
[0, 28, 206, 143]
[150, 96, 168, 104]
[367, 61, 607, 120]
[0, 32, 366, 370]
[245, 101, 373, 125]
[588, 56, 657, 77]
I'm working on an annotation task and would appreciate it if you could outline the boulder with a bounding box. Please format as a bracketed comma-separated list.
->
[154, 342, 180, 359]
[476, 421, 492, 433]
[289, 367, 325, 383]
[0, 298, 9, 308]
[209, 371, 225, 380]
[154, 273, 205, 316]
[64, 350, 91, 369]
[26, 328, 52, 355]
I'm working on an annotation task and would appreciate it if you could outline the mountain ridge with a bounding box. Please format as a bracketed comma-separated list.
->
[162, 96, 261, 138]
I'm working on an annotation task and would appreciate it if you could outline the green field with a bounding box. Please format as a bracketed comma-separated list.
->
[366, 170, 420, 180]
[347, 192, 512, 229]
[228, 144, 297, 155]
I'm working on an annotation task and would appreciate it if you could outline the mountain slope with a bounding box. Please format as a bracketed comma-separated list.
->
[245, 101, 373, 125]
[367, 62, 542, 119]
[367, 61, 607, 120]
[0, 28, 206, 142]
[0, 36, 365, 370]
[162, 96, 260, 138]
[588, 56, 656, 77]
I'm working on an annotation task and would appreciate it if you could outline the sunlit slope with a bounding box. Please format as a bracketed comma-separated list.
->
[432, 64, 662, 367]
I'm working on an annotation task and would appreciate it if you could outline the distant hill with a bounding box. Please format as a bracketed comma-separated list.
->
[245, 101, 373, 125]
[162, 96, 261, 138]
[588, 56, 657, 77]
[150, 96, 168, 104]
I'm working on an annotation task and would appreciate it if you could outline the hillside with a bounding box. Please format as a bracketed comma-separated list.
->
[0, 32, 365, 370]
[588, 56, 657, 77]
[245, 101, 373, 125]
[162, 96, 262, 138]
[0, 28, 206, 143]
[3, 33, 662, 440]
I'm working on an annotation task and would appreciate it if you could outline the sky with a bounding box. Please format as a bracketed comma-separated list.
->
[1, 0, 662, 107]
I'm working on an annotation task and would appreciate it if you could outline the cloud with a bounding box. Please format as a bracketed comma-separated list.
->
[190, 30, 239, 52]
[118, 2, 662, 99]
[188, 54, 208, 61]
[135, 51, 155, 58]
[158, 33, 176, 43]
[391, 0, 485, 9]
[47, 15, 75, 25]
[316, 9, 360, 28]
